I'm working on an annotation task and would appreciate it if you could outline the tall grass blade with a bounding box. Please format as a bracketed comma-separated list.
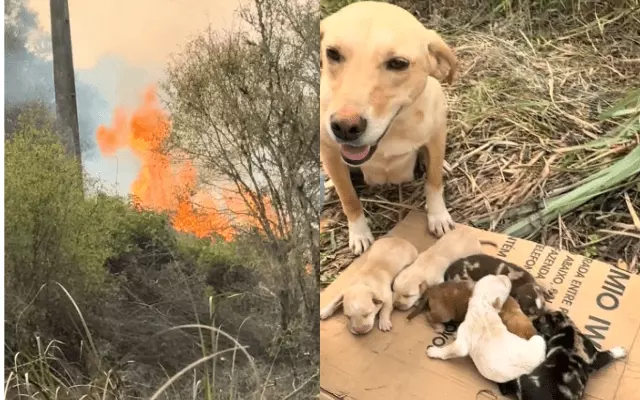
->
[503, 145, 640, 237]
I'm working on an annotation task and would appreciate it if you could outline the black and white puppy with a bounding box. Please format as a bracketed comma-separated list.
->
[498, 310, 627, 400]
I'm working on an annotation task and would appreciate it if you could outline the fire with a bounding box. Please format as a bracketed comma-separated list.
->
[222, 187, 280, 234]
[96, 85, 235, 240]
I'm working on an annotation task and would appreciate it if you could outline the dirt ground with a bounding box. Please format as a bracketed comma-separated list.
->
[320, 0, 640, 286]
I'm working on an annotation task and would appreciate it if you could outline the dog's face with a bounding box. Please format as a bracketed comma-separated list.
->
[342, 284, 383, 335]
[513, 282, 546, 317]
[320, 2, 454, 166]
[391, 266, 427, 311]
[392, 267, 427, 310]
[474, 274, 512, 308]
[533, 310, 572, 337]
[425, 282, 472, 322]
[423, 296, 452, 326]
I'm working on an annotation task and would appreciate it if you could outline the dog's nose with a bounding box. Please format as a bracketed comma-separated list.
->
[330, 113, 367, 141]
[353, 325, 370, 334]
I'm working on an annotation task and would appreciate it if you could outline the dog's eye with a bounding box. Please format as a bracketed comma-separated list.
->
[326, 48, 342, 63]
[385, 57, 410, 71]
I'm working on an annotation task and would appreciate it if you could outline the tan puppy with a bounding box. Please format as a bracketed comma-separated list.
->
[320, 237, 418, 334]
[499, 296, 537, 340]
[392, 229, 497, 310]
[320, 1, 459, 255]
[407, 282, 537, 340]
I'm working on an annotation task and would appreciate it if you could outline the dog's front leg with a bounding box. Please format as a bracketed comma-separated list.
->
[590, 346, 627, 371]
[378, 290, 394, 332]
[321, 143, 374, 255]
[426, 338, 468, 360]
[430, 322, 446, 334]
[423, 125, 455, 238]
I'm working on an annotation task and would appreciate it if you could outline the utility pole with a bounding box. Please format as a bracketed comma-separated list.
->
[50, 0, 82, 166]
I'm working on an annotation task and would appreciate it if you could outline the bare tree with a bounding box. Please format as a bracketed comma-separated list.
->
[162, 0, 320, 386]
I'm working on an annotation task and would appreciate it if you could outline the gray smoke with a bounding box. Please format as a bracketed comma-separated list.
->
[4, 0, 110, 159]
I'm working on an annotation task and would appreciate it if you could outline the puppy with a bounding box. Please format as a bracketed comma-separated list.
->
[499, 310, 627, 400]
[426, 275, 547, 383]
[320, 237, 418, 334]
[408, 282, 537, 340]
[392, 229, 497, 310]
[445, 254, 552, 317]
[320, 1, 459, 255]
[499, 297, 537, 340]
[406, 280, 474, 334]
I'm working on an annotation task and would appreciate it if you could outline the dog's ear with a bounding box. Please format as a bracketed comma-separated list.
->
[369, 286, 384, 306]
[422, 29, 458, 85]
[320, 292, 344, 319]
[320, 19, 327, 73]
[320, 22, 325, 71]
[492, 296, 504, 311]
[424, 297, 431, 312]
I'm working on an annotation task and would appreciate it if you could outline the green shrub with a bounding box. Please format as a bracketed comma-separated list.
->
[175, 234, 239, 271]
[4, 117, 130, 396]
[5, 117, 119, 332]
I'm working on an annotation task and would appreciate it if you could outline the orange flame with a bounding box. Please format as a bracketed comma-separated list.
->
[96, 85, 234, 241]
[96, 85, 283, 241]
[222, 187, 281, 235]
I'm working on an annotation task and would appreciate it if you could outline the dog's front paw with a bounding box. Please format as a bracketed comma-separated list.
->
[348, 215, 374, 255]
[319, 307, 333, 320]
[610, 346, 627, 359]
[426, 346, 443, 359]
[379, 318, 393, 332]
[427, 209, 455, 238]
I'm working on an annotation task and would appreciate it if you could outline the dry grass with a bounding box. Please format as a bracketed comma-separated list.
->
[320, 0, 640, 285]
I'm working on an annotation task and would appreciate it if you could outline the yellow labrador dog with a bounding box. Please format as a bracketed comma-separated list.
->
[320, 1, 458, 255]
[320, 236, 418, 334]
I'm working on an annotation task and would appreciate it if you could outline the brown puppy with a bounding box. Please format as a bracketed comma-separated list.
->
[408, 282, 537, 340]
[407, 280, 474, 334]
[320, 1, 458, 255]
[499, 296, 537, 340]
[320, 236, 418, 334]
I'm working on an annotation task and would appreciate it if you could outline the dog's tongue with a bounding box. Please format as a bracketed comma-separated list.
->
[340, 144, 371, 161]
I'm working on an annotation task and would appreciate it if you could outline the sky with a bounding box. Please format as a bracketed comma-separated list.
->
[26, 0, 241, 195]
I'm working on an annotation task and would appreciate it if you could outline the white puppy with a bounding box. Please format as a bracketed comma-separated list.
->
[320, 237, 418, 334]
[426, 274, 546, 383]
[392, 228, 496, 310]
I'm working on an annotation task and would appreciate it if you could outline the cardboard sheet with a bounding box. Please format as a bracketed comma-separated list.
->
[320, 211, 640, 400]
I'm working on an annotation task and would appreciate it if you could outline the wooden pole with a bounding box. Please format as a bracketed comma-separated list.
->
[50, 0, 82, 164]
